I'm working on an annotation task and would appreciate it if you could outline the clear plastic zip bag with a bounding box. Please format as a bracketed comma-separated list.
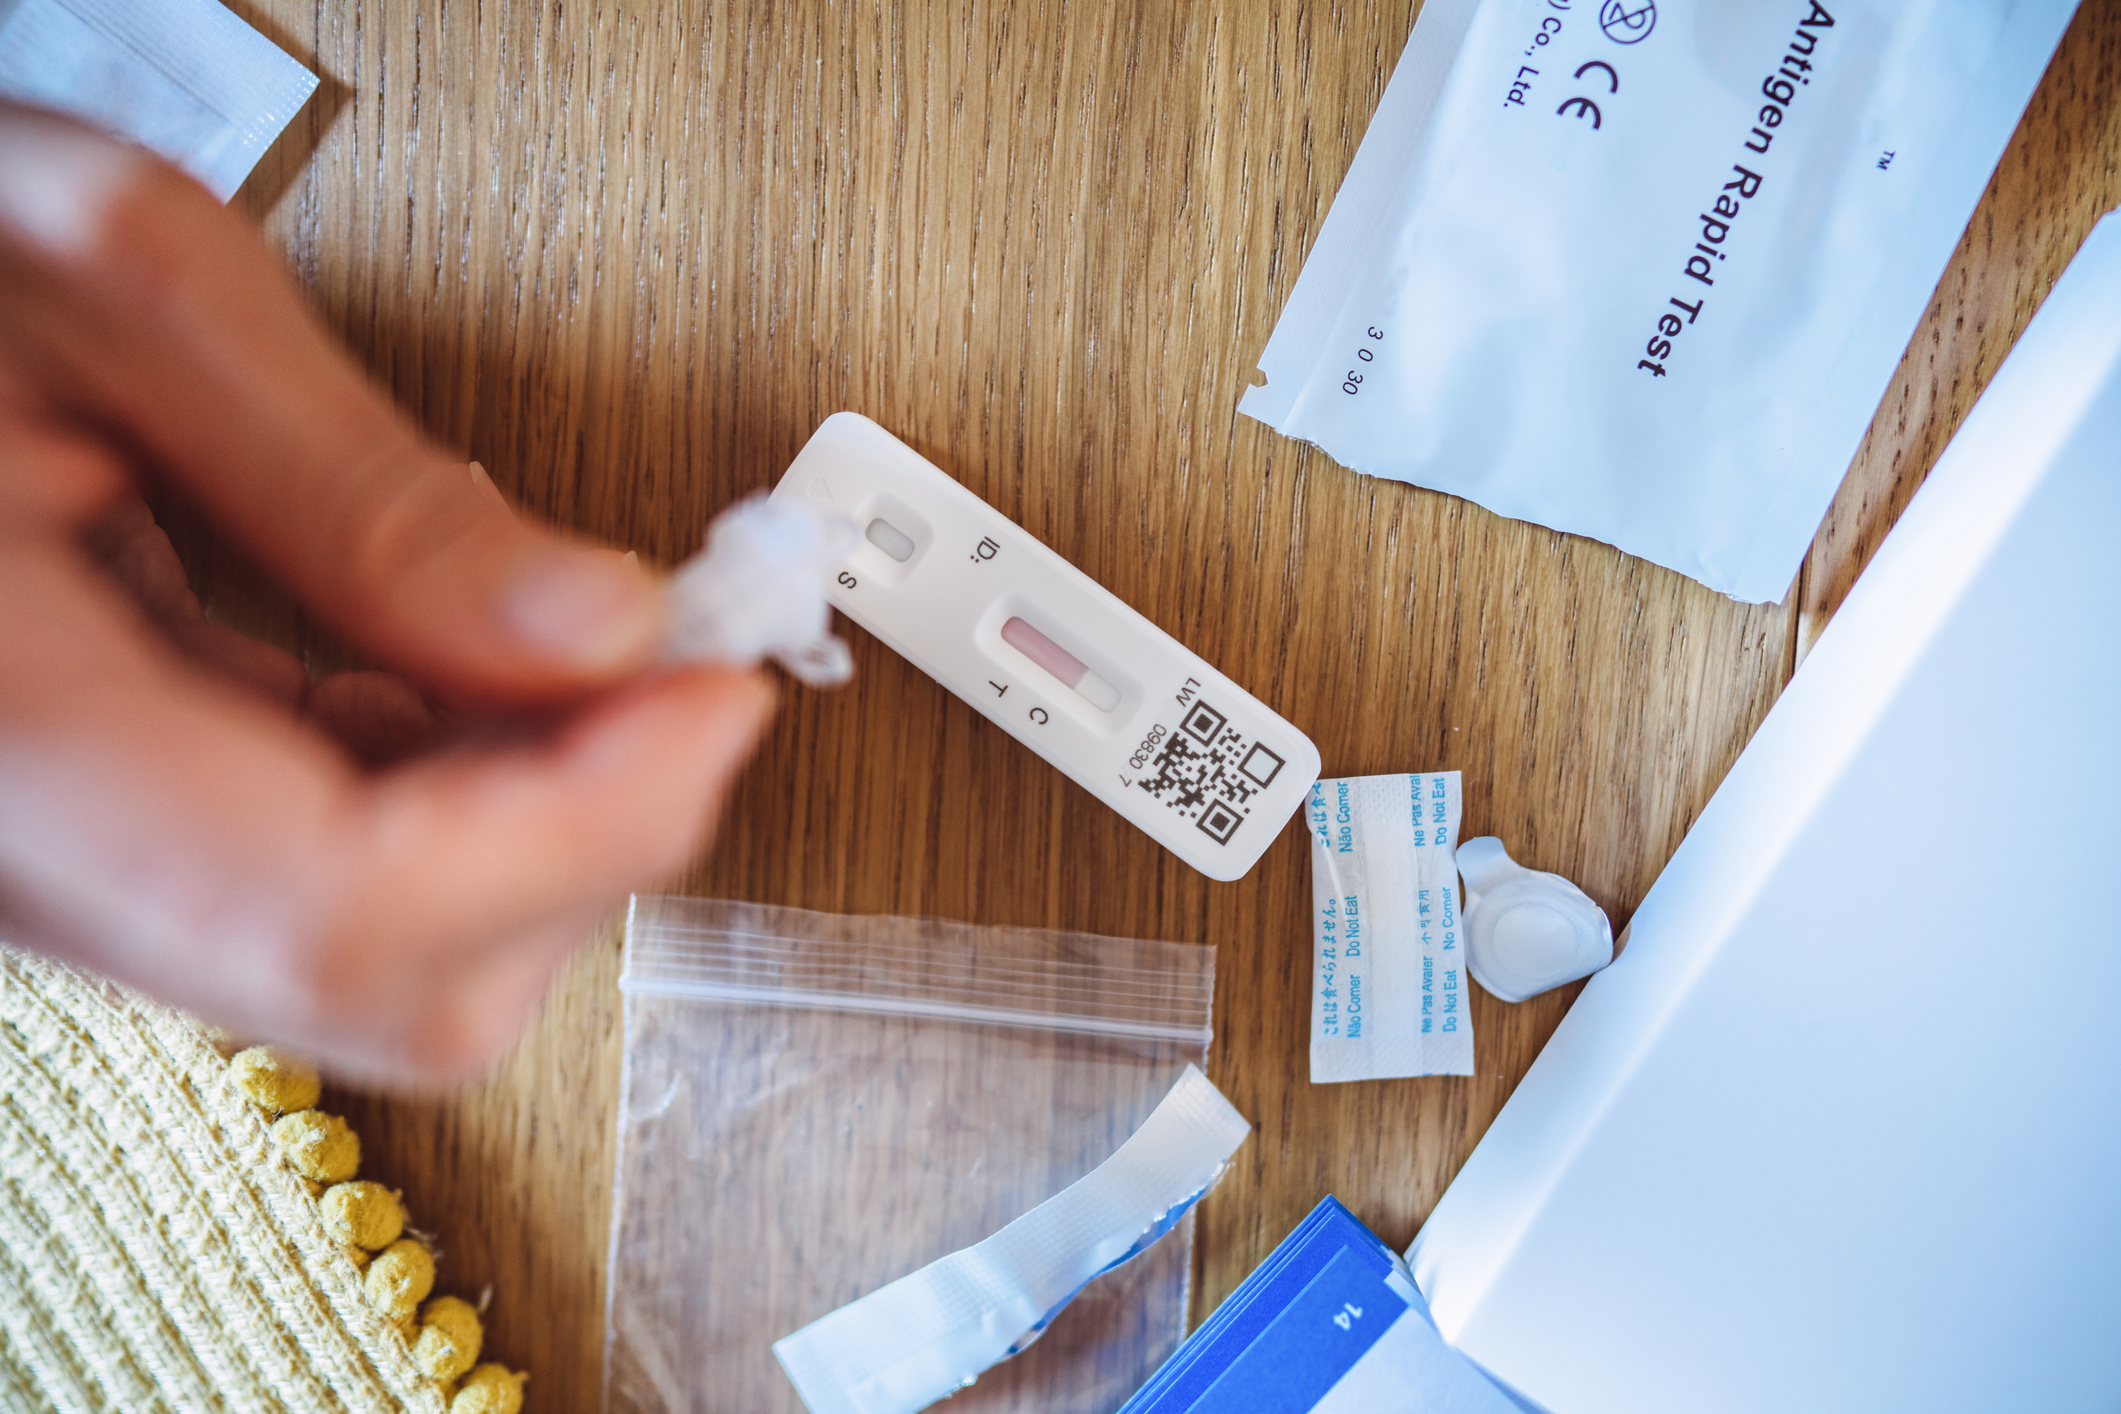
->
[604, 896, 1221, 1414]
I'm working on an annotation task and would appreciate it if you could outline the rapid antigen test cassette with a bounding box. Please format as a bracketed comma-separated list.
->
[771, 413, 1319, 882]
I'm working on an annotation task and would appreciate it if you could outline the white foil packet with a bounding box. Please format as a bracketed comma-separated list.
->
[773, 1064, 1251, 1414]
[1308, 773, 1472, 1082]
[0, 0, 318, 201]
[1240, 0, 2080, 601]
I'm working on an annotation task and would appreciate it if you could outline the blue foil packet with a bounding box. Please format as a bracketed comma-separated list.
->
[1119, 1198, 1528, 1414]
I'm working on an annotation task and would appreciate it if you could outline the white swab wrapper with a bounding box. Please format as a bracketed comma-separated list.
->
[773, 1064, 1251, 1414]
[0, 0, 318, 201]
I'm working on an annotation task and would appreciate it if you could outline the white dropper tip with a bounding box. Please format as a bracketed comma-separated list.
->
[1456, 837, 1614, 1003]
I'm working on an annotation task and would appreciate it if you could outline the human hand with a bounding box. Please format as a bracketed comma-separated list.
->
[0, 103, 775, 1083]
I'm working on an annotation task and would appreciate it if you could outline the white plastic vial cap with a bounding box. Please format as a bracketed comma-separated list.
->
[1456, 837, 1614, 1003]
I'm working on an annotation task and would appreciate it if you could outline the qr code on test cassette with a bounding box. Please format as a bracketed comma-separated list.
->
[1137, 699, 1287, 845]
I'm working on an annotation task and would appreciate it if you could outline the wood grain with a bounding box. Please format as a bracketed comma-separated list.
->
[175, 0, 2121, 1408]
[1795, 0, 2121, 659]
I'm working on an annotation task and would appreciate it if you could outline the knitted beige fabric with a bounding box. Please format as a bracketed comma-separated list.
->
[0, 946, 446, 1413]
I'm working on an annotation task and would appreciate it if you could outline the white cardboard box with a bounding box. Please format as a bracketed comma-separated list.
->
[1409, 213, 2121, 1414]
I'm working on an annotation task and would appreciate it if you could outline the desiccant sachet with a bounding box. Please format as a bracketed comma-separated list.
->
[0, 0, 318, 201]
[1309, 773, 1471, 1082]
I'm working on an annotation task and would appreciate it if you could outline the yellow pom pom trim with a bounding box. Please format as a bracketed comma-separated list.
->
[320, 1181, 406, 1250]
[412, 1294, 485, 1382]
[229, 1046, 322, 1114]
[450, 1363, 528, 1414]
[223, 1049, 525, 1406]
[268, 1110, 359, 1184]
[363, 1239, 436, 1324]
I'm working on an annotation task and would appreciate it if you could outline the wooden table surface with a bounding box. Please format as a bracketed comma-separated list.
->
[190, 1, 2121, 1407]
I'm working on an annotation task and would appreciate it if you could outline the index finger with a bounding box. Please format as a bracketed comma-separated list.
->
[0, 102, 666, 703]
[0, 532, 772, 1081]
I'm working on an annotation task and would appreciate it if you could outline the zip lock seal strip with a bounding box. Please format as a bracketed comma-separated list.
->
[605, 898, 1218, 1414]
[772, 1064, 1252, 1414]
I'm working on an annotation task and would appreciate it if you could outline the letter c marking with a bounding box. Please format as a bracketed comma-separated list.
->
[1573, 60, 1619, 93]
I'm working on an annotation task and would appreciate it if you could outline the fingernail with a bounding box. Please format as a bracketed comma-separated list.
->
[469, 461, 510, 510]
[502, 551, 662, 671]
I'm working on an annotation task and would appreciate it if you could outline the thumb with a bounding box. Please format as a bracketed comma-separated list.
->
[0, 104, 662, 701]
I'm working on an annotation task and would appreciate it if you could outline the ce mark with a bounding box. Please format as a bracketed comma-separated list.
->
[1556, 60, 1618, 129]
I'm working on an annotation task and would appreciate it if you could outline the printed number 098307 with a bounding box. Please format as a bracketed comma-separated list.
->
[1127, 724, 1168, 771]
[1341, 328, 1384, 395]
